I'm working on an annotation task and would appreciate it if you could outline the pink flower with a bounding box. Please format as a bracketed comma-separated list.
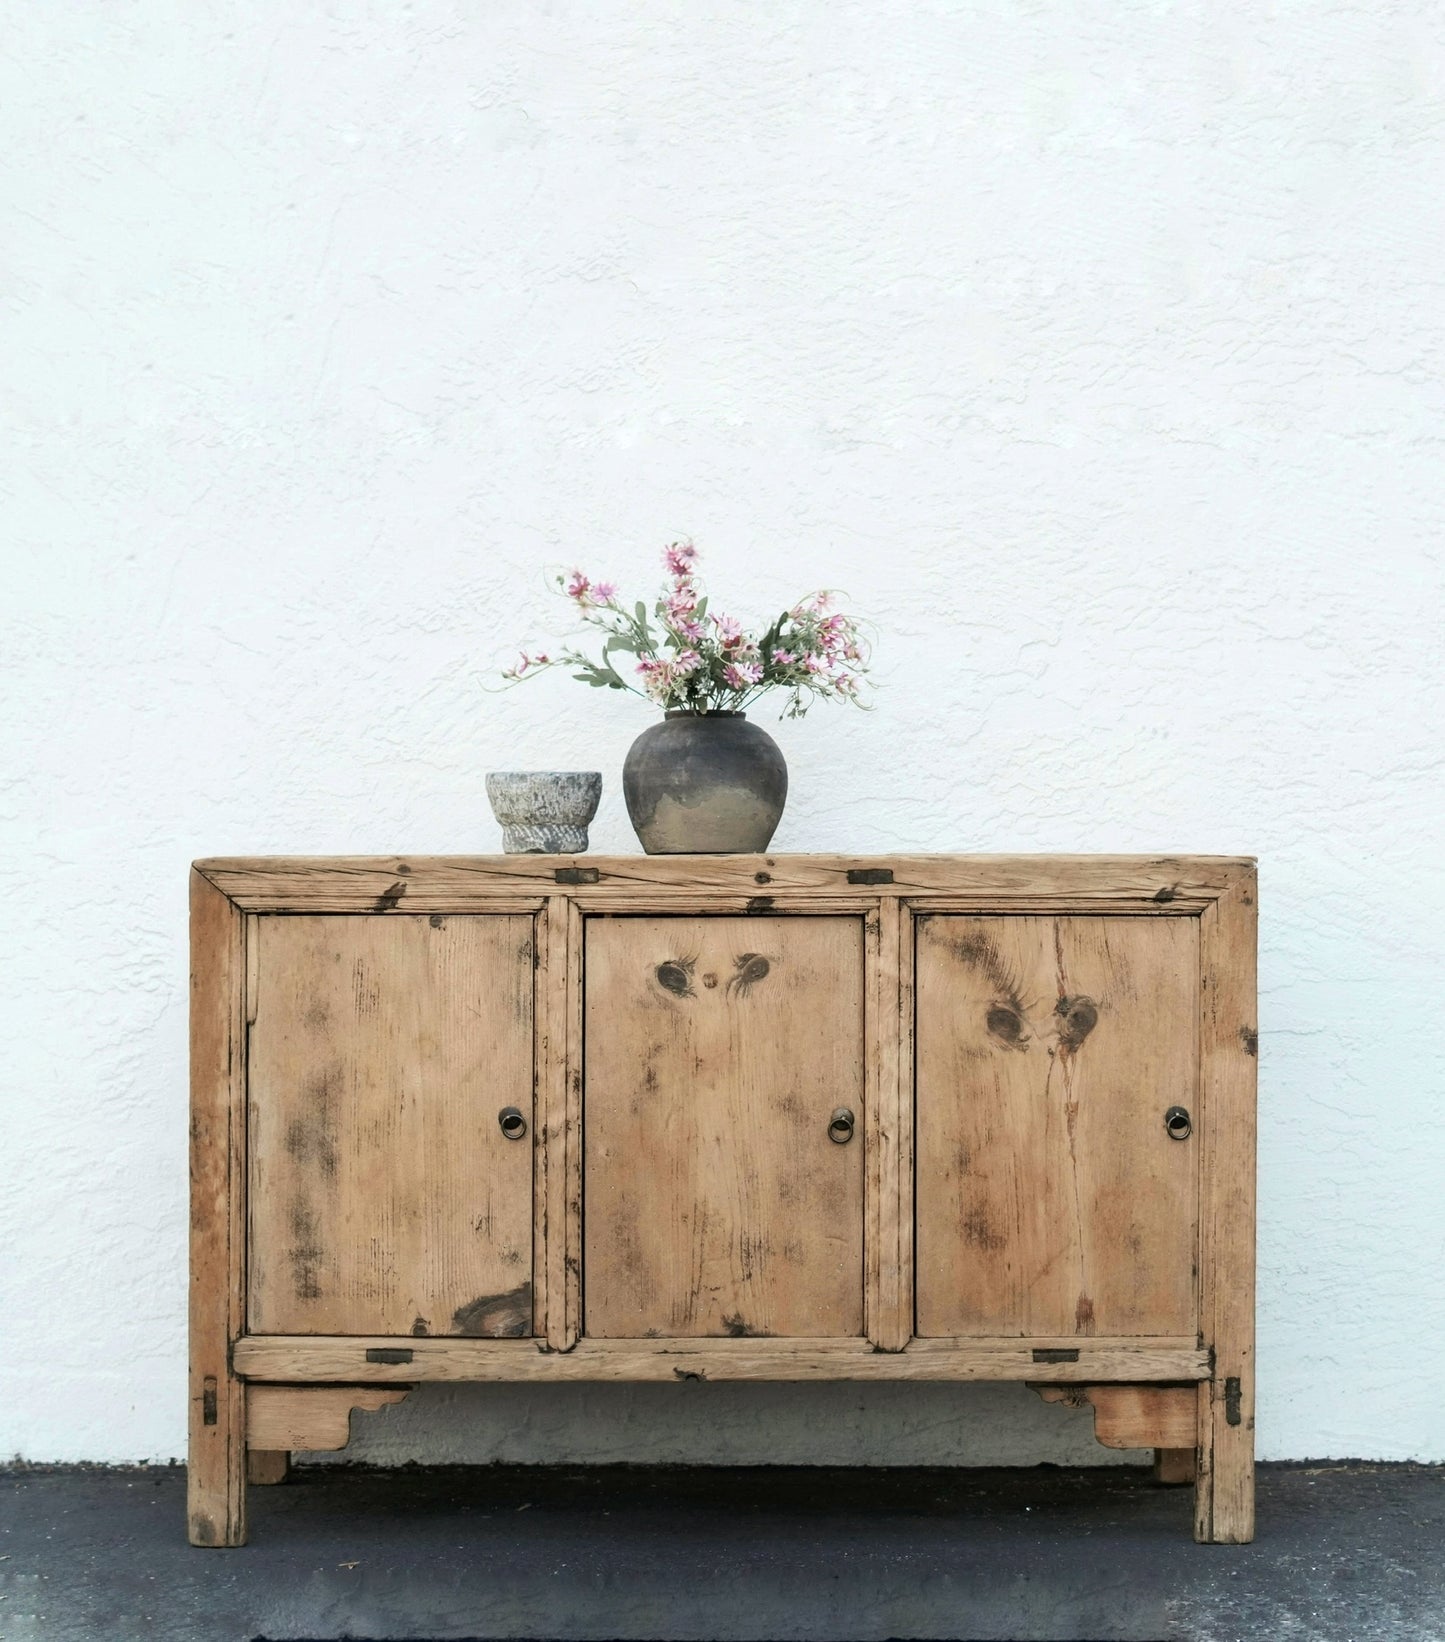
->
[636, 655, 685, 704]
[505, 650, 550, 678]
[664, 586, 706, 642]
[818, 613, 850, 652]
[511, 549, 867, 713]
[723, 660, 762, 689]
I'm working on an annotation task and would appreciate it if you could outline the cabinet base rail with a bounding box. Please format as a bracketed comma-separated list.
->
[232, 1335, 1210, 1384]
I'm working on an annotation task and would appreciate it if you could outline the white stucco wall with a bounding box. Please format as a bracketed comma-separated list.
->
[4, 4, 1443, 1468]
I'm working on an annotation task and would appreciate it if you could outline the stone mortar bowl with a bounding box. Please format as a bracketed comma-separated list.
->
[485, 771, 602, 854]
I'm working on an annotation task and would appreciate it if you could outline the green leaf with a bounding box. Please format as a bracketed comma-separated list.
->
[630, 600, 657, 654]
[570, 653, 625, 689]
[590, 649, 630, 689]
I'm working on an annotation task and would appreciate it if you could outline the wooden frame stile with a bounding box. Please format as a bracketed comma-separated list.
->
[896, 897, 916, 1351]
[530, 898, 552, 1345]
[1194, 862, 1258, 1544]
[866, 897, 911, 1352]
[564, 896, 585, 1349]
[188, 870, 249, 1547]
[240, 911, 295, 1491]
[538, 894, 582, 1352]
[861, 904, 880, 1346]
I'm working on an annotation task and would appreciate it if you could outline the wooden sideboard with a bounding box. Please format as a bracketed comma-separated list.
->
[189, 853, 1256, 1546]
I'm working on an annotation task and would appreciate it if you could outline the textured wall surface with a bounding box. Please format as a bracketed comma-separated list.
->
[4, 3, 1443, 1466]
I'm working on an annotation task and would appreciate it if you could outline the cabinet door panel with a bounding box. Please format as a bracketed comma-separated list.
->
[916, 915, 1198, 1338]
[584, 916, 864, 1339]
[248, 915, 534, 1337]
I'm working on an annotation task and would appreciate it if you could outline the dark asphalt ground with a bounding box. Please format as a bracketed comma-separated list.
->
[1, 1462, 1441, 1641]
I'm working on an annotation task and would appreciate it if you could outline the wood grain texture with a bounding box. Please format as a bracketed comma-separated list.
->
[246, 1385, 410, 1451]
[188, 870, 249, 1547]
[563, 898, 584, 1347]
[1155, 1448, 1197, 1485]
[233, 1334, 1211, 1383]
[915, 915, 1199, 1338]
[195, 854, 1248, 912]
[1034, 1383, 1198, 1449]
[583, 916, 866, 1338]
[1195, 866, 1258, 1544]
[866, 901, 911, 1350]
[1093, 1385, 1197, 1448]
[531, 899, 553, 1343]
[896, 903, 917, 1345]
[534, 895, 584, 1351]
[247, 915, 534, 1337]
[246, 1450, 289, 1485]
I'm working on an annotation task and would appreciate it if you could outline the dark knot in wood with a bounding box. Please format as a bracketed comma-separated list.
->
[655, 960, 694, 998]
[1055, 995, 1099, 1052]
[728, 953, 771, 996]
[986, 1004, 1029, 1049]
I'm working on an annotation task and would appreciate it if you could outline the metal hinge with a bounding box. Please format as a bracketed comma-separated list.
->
[365, 1347, 414, 1365]
[847, 868, 893, 885]
[1032, 1348, 1080, 1364]
[1224, 1376, 1242, 1426]
[554, 867, 599, 885]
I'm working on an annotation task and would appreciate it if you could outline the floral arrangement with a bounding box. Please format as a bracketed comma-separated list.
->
[502, 542, 872, 717]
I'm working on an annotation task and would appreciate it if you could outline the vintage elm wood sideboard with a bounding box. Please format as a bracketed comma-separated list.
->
[189, 853, 1257, 1546]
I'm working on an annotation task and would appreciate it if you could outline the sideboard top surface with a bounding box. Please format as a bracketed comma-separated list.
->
[193, 854, 1255, 914]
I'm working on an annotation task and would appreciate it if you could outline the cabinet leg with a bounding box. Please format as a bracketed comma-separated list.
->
[189, 871, 249, 1547]
[1154, 1447, 1195, 1485]
[1193, 1374, 1254, 1543]
[247, 1450, 290, 1486]
[1195, 871, 1256, 1543]
[188, 1369, 247, 1546]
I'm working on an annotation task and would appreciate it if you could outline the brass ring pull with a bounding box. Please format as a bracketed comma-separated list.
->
[828, 1107, 855, 1145]
[498, 1106, 528, 1141]
[1164, 1105, 1192, 1141]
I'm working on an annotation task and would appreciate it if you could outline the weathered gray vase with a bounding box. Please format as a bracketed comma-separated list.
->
[486, 771, 602, 853]
[622, 712, 787, 855]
